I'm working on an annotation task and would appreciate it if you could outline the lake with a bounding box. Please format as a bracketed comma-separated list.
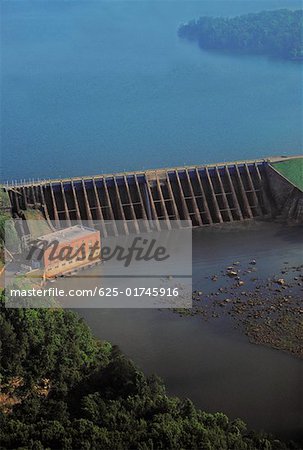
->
[1, 0, 302, 182]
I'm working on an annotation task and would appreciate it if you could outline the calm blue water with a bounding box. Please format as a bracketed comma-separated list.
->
[1, 0, 302, 182]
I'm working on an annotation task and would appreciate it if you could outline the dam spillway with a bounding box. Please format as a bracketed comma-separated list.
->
[6, 156, 303, 235]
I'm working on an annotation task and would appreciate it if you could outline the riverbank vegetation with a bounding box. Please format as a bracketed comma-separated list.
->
[178, 9, 303, 60]
[0, 293, 298, 449]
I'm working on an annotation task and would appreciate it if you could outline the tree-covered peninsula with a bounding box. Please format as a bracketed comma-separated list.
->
[178, 9, 303, 60]
[0, 294, 299, 449]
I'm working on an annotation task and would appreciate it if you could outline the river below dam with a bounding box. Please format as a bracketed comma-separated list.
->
[76, 222, 303, 441]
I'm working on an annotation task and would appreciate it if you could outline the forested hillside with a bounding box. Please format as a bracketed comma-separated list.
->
[178, 9, 303, 60]
[0, 295, 297, 449]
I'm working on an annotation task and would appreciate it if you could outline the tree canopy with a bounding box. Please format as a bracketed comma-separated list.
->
[178, 9, 303, 60]
[0, 294, 299, 449]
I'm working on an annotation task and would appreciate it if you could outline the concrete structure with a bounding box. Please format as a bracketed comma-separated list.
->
[30, 225, 101, 277]
[265, 157, 303, 223]
[5, 155, 303, 234]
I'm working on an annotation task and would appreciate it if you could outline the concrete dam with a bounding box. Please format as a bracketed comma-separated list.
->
[6, 156, 303, 235]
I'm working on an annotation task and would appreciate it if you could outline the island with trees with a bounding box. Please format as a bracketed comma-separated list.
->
[178, 9, 303, 60]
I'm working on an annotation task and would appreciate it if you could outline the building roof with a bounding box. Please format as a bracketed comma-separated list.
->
[37, 225, 98, 244]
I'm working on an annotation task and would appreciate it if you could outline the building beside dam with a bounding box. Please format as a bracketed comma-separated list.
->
[29, 225, 101, 278]
[4, 156, 303, 236]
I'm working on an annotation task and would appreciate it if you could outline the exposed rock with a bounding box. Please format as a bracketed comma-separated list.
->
[227, 270, 238, 277]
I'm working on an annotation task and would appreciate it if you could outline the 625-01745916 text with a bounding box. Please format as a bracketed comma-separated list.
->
[9, 287, 181, 298]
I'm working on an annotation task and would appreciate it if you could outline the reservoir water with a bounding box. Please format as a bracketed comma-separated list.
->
[2, 0, 302, 440]
[2, 0, 302, 182]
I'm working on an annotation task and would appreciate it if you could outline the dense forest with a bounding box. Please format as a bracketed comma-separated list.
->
[178, 9, 303, 60]
[0, 294, 301, 450]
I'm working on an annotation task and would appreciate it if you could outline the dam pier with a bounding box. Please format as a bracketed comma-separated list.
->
[5, 156, 303, 235]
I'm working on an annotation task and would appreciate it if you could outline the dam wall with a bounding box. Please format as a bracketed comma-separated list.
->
[265, 159, 303, 223]
[6, 158, 277, 235]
